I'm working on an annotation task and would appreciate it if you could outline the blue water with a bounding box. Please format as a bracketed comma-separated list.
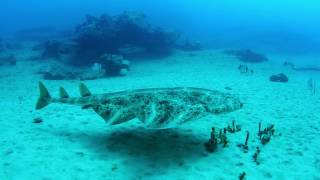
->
[1, 0, 320, 55]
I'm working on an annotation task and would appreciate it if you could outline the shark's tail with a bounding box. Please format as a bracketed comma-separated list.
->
[36, 82, 52, 110]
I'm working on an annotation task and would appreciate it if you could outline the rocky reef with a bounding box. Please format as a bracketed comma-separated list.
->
[35, 12, 179, 66]
[37, 54, 130, 80]
[176, 40, 202, 51]
[224, 49, 268, 63]
[0, 54, 16, 66]
[0, 38, 23, 53]
[30, 11, 190, 79]
[73, 12, 179, 65]
[22, 11, 207, 81]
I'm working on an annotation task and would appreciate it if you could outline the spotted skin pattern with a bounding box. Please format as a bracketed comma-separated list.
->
[46, 86, 243, 129]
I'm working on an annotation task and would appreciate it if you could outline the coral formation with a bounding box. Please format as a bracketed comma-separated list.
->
[98, 54, 130, 76]
[30, 11, 185, 80]
[227, 120, 241, 133]
[204, 126, 231, 153]
[37, 61, 105, 80]
[0, 38, 4, 52]
[176, 40, 202, 51]
[204, 127, 218, 152]
[71, 11, 178, 66]
[258, 123, 275, 145]
[252, 147, 261, 165]
[37, 53, 131, 79]
[0, 38, 22, 53]
[239, 172, 246, 180]
[224, 49, 268, 63]
[237, 131, 250, 153]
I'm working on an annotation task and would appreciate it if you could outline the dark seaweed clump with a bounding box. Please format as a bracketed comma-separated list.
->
[224, 49, 268, 63]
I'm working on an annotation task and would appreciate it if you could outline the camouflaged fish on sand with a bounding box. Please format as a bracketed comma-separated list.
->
[36, 82, 243, 129]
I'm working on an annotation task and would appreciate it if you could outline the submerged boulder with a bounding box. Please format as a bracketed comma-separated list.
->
[269, 73, 288, 83]
[224, 49, 268, 63]
[38, 40, 74, 60]
[71, 11, 178, 66]
[41, 40, 63, 59]
[0, 38, 4, 53]
[176, 40, 202, 51]
[0, 54, 17, 66]
[98, 54, 130, 76]
[37, 61, 105, 80]
[37, 54, 131, 80]
[0, 38, 23, 53]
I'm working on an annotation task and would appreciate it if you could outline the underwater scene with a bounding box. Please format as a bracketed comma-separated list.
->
[1, 0, 320, 179]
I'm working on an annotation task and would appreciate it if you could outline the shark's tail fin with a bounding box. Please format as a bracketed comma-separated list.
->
[36, 82, 52, 110]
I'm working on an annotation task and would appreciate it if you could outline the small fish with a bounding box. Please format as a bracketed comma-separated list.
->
[36, 82, 243, 129]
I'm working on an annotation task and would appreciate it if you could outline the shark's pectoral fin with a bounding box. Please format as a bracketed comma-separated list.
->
[92, 105, 135, 125]
[136, 101, 177, 129]
[92, 105, 112, 121]
[82, 104, 94, 109]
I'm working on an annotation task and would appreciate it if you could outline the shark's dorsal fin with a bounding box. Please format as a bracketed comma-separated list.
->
[59, 87, 69, 98]
[36, 82, 52, 110]
[79, 82, 91, 97]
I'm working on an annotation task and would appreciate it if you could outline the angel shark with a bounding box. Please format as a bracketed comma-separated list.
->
[36, 82, 243, 129]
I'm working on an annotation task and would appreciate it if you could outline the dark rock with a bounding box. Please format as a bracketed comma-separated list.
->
[98, 54, 130, 76]
[269, 73, 288, 83]
[71, 11, 178, 66]
[5, 42, 23, 50]
[224, 49, 268, 63]
[33, 117, 43, 124]
[0, 38, 4, 52]
[38, 61, 105, 80]
[41, 40, 63, 59]
[176, 40, 202, 51]
[283, 61, 295, 69]
[0, 55, 17, 66]
[0, 39, 22, 52]
[14, 26, 59, 41]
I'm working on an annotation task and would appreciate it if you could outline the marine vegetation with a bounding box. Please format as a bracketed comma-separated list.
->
[35, 82, 243, 129]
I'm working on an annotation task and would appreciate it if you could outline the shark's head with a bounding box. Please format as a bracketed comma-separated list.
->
[206, 92, 243, 114]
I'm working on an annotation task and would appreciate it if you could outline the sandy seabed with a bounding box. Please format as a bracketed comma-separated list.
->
[0, 49, 320, 180]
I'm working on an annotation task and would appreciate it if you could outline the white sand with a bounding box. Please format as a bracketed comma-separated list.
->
[0, 49, 320, 180]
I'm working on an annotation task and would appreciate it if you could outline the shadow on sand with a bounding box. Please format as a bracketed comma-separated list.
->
[48, 126, 208, 176]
